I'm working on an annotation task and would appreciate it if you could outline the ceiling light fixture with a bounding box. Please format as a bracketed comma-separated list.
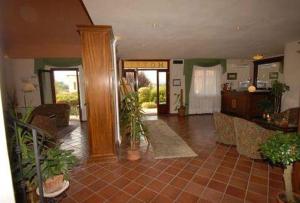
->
[253, 54, 264, 60]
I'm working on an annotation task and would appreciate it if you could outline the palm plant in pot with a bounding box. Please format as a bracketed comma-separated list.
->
[260, 132, 300, 203]
[121, 92, 146, 161]
[271, 80, 289, 113]
[174, 89, 186, 117]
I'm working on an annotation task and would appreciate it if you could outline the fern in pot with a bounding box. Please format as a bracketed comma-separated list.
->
[260, 132, 300, 203]
[121, 92, 146, 161]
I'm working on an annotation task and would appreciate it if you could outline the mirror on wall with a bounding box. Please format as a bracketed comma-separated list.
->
[253, 56, 284, 89]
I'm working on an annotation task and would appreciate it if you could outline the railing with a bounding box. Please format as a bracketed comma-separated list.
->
[13, 119, 49, 203]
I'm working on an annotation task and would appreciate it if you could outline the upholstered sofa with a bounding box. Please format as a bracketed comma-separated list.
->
[213, 112, 236, 145]
[29, 104, 70, 139]
[233, 117, 276, 159]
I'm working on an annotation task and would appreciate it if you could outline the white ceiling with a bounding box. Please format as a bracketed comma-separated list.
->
[83, 0, 300, 59]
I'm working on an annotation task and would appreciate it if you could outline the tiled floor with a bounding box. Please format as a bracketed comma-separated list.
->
[60, 115, 284, 203]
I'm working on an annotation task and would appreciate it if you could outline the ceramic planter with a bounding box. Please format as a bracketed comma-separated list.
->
[43, 174, 64, 194]
[178, 106, 185, 117]
[127, 149, 141, 161]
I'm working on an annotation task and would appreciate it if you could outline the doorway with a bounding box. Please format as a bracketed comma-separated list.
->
[38, 69, 82, 121]
[123, 60, 169, 115]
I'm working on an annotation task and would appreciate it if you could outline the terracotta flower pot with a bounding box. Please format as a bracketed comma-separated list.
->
[43, 174, 64, 193]
[178, 106, 185, 117]
[127, 149, 141, 161]
[276, 192, 300, 203]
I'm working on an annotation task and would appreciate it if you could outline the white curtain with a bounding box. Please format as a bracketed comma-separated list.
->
[189, 65, 222, 114]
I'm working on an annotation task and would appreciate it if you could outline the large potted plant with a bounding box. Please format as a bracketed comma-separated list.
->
[174, 89, 186, 117]
[271, 80, 289, 113]
[260, 132, 300, 203]
[121, 92, 146, 161]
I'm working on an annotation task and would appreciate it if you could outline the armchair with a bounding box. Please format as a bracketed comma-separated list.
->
[213, 112, 236, 145]
[234, 117, 275, 159]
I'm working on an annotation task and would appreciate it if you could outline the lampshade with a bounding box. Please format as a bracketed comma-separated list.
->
[23, 82, 36, 92]
[253, 54, 264, 60]
[248, 85, 256, 93]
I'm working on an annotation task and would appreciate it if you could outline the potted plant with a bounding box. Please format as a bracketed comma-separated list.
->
[41, 147, 77, 193]
[260, 132, 300, 203]
[271, 80, 289, 113]
[258, 98, 274, 119]
[121, 92, 146, 161]
[174, 89, 186, 117]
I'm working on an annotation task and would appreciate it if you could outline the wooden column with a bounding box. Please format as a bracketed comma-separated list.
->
[78, 25, 117, 162]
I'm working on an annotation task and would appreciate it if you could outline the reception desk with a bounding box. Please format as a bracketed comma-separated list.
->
[221, 90, 271, 120]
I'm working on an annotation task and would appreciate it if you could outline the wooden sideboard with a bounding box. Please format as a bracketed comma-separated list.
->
[221, 90, 271, 120]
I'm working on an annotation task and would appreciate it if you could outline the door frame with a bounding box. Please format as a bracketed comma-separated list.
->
[38, 68, 83, 121]
[122, 59, 170, 114]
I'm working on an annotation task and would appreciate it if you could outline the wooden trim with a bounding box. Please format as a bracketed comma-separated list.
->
[253, 56, 284, 88]
[122, 59, 170, 114]
[50, 70, 56, 103]
[75, 70, 82, 121]
[78, 0, 94, 25]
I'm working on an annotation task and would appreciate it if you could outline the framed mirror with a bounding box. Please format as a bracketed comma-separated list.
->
[253, 56, 284, 89]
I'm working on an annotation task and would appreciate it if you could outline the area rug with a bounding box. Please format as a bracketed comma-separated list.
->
[144, 119, 197, 159]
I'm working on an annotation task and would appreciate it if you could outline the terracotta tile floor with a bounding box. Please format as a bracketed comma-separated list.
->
[60, 115, 284, 203]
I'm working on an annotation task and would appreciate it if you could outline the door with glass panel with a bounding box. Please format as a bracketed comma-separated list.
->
[157, 70, 169, 114]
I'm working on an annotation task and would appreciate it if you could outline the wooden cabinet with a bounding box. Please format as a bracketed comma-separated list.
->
[221, 91, 271, 120]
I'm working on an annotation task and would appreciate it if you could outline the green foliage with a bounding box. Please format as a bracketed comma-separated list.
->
[121, 92, 146, 149]
[258, 99, 274, 113]
[271, 80, 290, 97]
[158, 85, 166, 103]
[138, 85, 166, 104]
[41, 147, 77, 180]
[271, 80, 290, 113]
[260, 132, 300, 167]
[141, 102, 157, 109]
[56, 92, 79, 116]
[55, 81, 69, 93]
[138, 87, 151, 104]
[56, 92, 78, 105]
[149, 87, 157, 102]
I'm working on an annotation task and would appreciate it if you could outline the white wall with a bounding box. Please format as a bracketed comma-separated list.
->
[169, 59, 185, 113]
[222, 59, 252, 90]
[0, 47, 16, 203]
[282, 40, 300, 110]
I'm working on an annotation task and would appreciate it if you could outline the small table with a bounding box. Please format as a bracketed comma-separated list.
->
[252, 118, 298, 133]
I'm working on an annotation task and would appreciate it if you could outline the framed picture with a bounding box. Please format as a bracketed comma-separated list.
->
[173, 79, 181, 86]
[269, 72, 279, 79]
[227, 73, 237, 80]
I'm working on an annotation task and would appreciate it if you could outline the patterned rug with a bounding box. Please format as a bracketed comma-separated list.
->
[144, 119, 197, 159]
